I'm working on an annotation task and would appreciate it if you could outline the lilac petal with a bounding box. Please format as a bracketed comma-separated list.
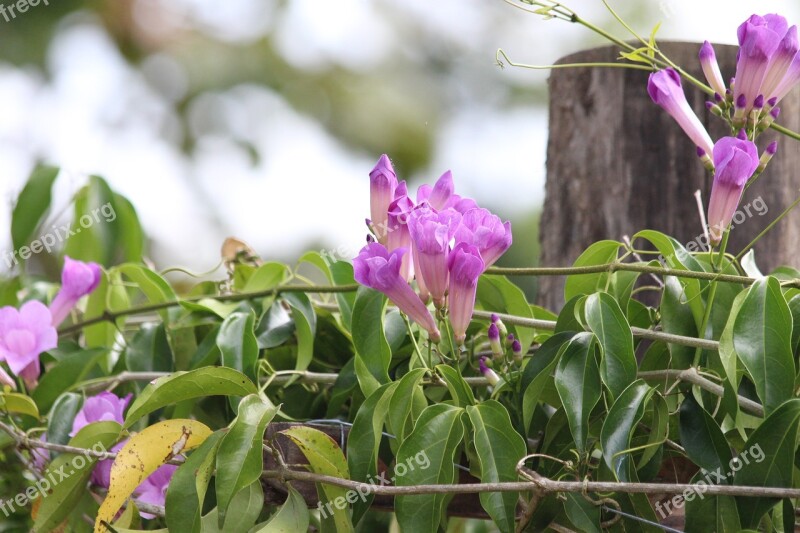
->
[647, 69, 714, 156]
[707, 181, 745, 245]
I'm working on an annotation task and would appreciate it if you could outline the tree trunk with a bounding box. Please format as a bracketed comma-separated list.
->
[538, 42, 800, 311]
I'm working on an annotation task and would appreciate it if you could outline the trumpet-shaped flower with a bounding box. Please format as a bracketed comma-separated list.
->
[386, 195, 415, 282]
[734, 15, 786, 112]
[71, 391, 132, 436]
[416, 171, 455, 211]
[454, 208, 512, 268]
[707, 137, 760, 244]
[136, 464, 178, 519]
[447, 243, 484, 345]
[647, 69, 714, 156]
[760, 26, 799, 100]
[478, 356, 500, 386]
[49, 256, 102, 326]
[408, 206, 462, 308]
[70, 391, 132, 488]
[353, 243, 440, 341]
[369, 154, 398, 245]
[0, 301, 57, 389]
[699, 41, 727, 96]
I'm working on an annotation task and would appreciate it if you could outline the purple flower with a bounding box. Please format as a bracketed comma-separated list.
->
[408, 205, 462, 308]
[416, 171, 455, 211]
[761, 25, 800, 101]
[49, 256, 102, 326]
[454, 208, 512, 268]
[487, 322, 502, 357]
[70, 392, 132, 437]
[478, 356, 500, 386]
[648, 69, 714, 155]
[353, 243, 441, 342]
[0, 301, 58, 389]
[135, 464, 177, 519]
[707, 137, 760, 245]
[772, 51, 800, 102]
[734, 15, 786, 112]
[369, 154, 398, 245]
[386, 195, 415, 282]
[91, 440, 125, 488]
[447, 243, 484, 345]
[699, 41, 727, 96]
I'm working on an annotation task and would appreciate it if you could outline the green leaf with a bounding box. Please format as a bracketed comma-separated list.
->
[346, 382, 398, 523]
[734, 399, 800, 528]
[633, 230, 708, 326]
[219, 481, 263, 532]
[256, 302, 294, 349]
[11, 164, 59, 253]
[554, 332, 601, 452]
[82, 268, 129, 350]
[46, 392, 83, 447]
[679, 395, 732, 475]
[600, 380, 653, 482]
[436, 364, 475, 407]
[125, 323, 173, 373]
[466, 401, 527, 533]
[116, 263, 177, 322]
[564, 492, 600, 533]
[282, 426, 354, 533]
[585, 292, 637, 400]
[64, 176, 143, 266]
[387, 368, 428, 442]
[215, 394, 278, 526]
[0, 392, 39, 419]
[299, 252, 357, 331]
[733, 276, 794, 415]
[284, 292, 317, 375]
[520, 331, 573, 434]
[165, 431, 224, 533]
[563, 240, 621, 302]
[788, 294, 800, 355]
[477, 274, 535, 353]
[351, 287, 391, 395]
[660, 276, 698, 369]
[33, 348, 105, 413]
[124, 367, 258, 428]
[218, 311, 259, 382]
[33, 421, 122, 532]
[252, 485, 309, 532]
[395, 404, 465, 533]
[242, 261, 290, 292]
[684, 474, 741, 533]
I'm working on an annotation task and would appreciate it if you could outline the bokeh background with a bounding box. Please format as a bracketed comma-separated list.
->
[2, 0, 799, 296]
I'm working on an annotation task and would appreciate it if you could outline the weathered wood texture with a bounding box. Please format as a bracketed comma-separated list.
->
[538, 42, 800, 311]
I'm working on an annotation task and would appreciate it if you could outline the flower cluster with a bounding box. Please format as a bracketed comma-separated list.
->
[355, 155, 512, 345]
[69, 391, 175, 519]
[646, 13, 797, 245]
[0, 256, 101, 389]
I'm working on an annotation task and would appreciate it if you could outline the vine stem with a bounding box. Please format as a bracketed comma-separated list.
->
[260, 466, 800, 499]
[58, 284, 359, 336]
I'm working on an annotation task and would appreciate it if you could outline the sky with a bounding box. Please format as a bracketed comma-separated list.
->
[1, 0, 798, 276]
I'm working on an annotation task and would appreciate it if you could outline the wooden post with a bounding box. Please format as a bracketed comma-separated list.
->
[538, 42, 800, 311]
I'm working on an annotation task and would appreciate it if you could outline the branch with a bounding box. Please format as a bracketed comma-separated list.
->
[261, 467, 800, 499]
[474, 310, 719, 351]
[486, 263, 781, 286]
[638, 368, 763, 417]
[58, 284, 359, 336]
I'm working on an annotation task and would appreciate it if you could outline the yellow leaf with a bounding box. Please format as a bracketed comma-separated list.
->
[94, 419, 212, 532]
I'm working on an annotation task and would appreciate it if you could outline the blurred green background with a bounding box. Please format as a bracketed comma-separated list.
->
[1, 0, 797, 300]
